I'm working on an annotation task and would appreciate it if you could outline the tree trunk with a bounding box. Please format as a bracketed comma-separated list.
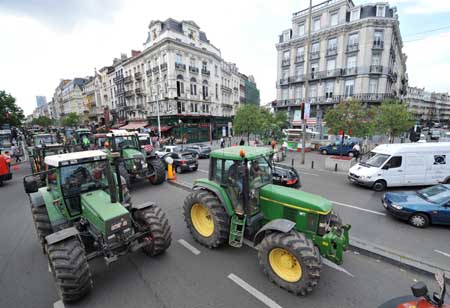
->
[247, 132, 250, 144]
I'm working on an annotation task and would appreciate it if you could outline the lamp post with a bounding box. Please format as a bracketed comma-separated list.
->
[155, 86, 162, 140]
[179, 119, 183, 148]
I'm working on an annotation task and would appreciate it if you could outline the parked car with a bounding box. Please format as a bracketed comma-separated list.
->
[184, 144, 212, 158]
[155, 145, 182, 157]
[272, 163, 301, 188]
[319, 141, 356, 156]
[349, 143, 450, 191]
[382, 184, 450, 228]
[162, 152, 198, 173]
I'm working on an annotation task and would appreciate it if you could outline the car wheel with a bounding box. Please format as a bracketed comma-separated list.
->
[373, 180, 386, 192]
[175, 165, 182, 174]
[321, 150, 328, 155]
[409, 213, 429, 228]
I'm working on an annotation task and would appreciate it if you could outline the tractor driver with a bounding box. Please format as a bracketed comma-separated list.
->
[227, 160, 245, 215]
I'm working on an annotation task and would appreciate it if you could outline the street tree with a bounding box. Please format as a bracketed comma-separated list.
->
[233, 104, 263, 143]
[61, 112, 81, 127]
[31, 116, 53, 127]
[371, 101, 414, 143]
[0, 90, 25, 127]
[259, 110, 289, 143]
[324, 100, 373, 137]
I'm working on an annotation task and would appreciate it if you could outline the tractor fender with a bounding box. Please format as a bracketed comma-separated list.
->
[45, 227, 80, 246]
[253, 219, 296, 246]
[193, 183, 234, 216]
[29, 191, 45, 208]
[131, 201, 155, 211]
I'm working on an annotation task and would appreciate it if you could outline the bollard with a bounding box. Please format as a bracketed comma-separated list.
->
[167, 163, 176, 180]
[334, 163, 338, 172]
[311, 161, 314, 169]
[291, 158, 294, 168]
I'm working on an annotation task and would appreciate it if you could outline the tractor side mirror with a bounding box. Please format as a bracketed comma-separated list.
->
[411, 281, 428, 298]
[24, 177, 39, 194]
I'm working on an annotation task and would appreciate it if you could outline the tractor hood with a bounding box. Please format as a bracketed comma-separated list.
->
[259, 184, 332, 215]
[122, 148, 144, 160]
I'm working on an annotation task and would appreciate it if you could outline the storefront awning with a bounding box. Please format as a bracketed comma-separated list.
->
[149, 125, 172, 132]
[120, 121, 147, 130]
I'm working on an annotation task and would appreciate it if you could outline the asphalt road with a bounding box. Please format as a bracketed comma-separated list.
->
[1, 162, 447, 308]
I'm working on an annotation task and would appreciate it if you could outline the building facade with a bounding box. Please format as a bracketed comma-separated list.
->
[406, 86, 450, 125]
[274, 0, 407, 126]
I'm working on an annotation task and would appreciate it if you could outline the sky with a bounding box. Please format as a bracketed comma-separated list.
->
[1, 0, 450, 115]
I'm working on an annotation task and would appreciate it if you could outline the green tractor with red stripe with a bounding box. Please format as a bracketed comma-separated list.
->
[183, 146, 350, 295]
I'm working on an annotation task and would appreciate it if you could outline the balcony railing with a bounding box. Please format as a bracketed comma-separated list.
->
[201, 69, 211, 76]
[323, 69, 343, 78]
[113, 75, 124, 84]
[135, 88, 143, 96]
[146, 69, 152, 76]
[295, 55, 304, 63]
[372, 40, 384, 50]
[189, 66, 199, 74]
[152, 66, 160, 73]
[175, 63, 186, 71]
[346, 43, 359, 53]
[124, 76, 133, 84]
[326, 47, 337, 56]
[160, 63, 168, 71]
[134, 72, 142, 80]
[369, 65, 383, 74]
[282, 59, 290, 66]
[344, 67, 358, 75]
[273, 93, 396, 108]
[288, 75, 305, 83]
[310, 51, 320, 60]
[125, 90, 134, 97]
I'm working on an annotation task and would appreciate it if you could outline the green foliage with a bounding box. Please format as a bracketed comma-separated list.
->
[0, 90, 25, 127]
[61, 112, 81, 127]
[31, 116, 53, 127]
[371, 101, 414, 142]
[233, 104, 263, 142]
[324, 100, 374, 137]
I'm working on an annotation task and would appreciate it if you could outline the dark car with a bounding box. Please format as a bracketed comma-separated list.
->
[184, 144, 212, 158]
[162, 152, 198, 173]
[382, 184, 450, 228]
[319, 141, 356, 157]
[272, 163, 301, 188]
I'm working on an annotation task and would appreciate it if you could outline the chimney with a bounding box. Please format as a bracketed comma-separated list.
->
[131, 50, 141, 57]
[120, 53, 127, 60]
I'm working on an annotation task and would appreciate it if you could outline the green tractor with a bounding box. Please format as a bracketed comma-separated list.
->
[95, 131, 166, 186]
[23, 150, 172, 302]
[27, 134, 64, 174]
[73, 128, 92, 150]
[183, 146, 350, 295]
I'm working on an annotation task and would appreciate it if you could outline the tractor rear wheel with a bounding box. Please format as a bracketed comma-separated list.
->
[148, 158, 165, 185]
[47, 236, 93, 302]
[135, 205, 172, 256]
[183, 190, 229, 248]
[31, 206, 52, 253]
[258, 230, 321, 296]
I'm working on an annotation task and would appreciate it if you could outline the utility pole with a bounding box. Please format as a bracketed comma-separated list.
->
[155, 86, 162, 140]
[301, 0, 313, 165]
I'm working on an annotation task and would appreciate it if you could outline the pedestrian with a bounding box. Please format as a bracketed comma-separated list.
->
[271, 140, 276, 150]
[10, 143, 21, 163]
[220, 137, 225, 148]
[352, 143, 361, 160]
[239, 138, 245, 146]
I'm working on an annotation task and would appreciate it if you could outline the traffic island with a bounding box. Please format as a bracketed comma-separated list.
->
[325, 156, 356, 172]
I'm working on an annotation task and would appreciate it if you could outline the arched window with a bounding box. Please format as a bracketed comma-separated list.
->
[202, 80, 209, 100]
[215, 83, 218, 99]
[190, 77, 197, 95]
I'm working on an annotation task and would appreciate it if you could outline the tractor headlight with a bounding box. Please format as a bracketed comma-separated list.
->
[142, 163, 148, 168]
[133, 164, 137, 169]
[391, 203, 403, 210]
[111, 222, 122, 231]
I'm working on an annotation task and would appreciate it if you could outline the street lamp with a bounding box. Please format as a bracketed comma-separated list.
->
[154, 86, 162, 140]
[179, 119, 183, 148]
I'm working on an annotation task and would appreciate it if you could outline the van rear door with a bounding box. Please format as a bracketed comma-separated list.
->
[404, 155, 426, 185]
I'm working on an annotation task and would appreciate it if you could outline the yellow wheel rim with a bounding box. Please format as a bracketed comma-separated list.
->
[269, 248, 302, 282]
[191, 203, 214, 237]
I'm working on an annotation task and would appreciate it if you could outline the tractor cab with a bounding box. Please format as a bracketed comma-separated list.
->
[33, 133, 57, 147]
[74, 129, 92, 149]
[0, 129, 12, 152]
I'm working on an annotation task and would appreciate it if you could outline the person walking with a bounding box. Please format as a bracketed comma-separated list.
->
[10, 143, 21, 163]
[239, 138, 245, 146]
[220, 137, 225, 148]
[352, 143, 361, 160]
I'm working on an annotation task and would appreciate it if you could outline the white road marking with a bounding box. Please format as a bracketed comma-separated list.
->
[198, 169, 209, 173]
[178, 239, 201, 255]
[321, 258, 354, 278]
[331, 201, 386, 216]
[228, 273, 282, 308]
[435, 249, 450, 259]
[53, 300, 65, 308]
[298, 171, 319, 177]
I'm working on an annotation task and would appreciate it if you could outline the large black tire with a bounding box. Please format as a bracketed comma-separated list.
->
[31, 206, 52, 252]
[183, 190, 229, 248]
[373, 180, 387, 192]
[47, 236, 93, 302]
[134, 205, 172, 256]
[118, 163, 131, 188]
[258, 230, 321, 296]
[148, 158, 165, 185]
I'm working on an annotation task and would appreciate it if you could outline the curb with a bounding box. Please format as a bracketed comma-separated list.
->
[168, 179, 450, 281]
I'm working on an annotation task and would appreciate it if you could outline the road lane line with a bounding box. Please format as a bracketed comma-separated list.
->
[178, 239, 201, 255]
[435, 249, 450, 259]
[298, 171, 319, 176]
[331, 201, 386, 216]
[53, 300, 65, 308]
[321, 258, 354, 278]
[198, 169, 209, 173]
[228, 273, 282, 308]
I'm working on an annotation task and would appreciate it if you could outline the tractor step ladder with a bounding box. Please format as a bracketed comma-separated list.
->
[229, 215, 247, 248]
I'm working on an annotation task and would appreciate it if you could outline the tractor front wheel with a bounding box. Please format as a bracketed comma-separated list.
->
[135, 205, 172, 256]
[47, 236, 93, 302]
[31, 206, 52, 253]
[148, 158, 165, 185]
[183, 190, 229, 248]
[258, 230, 321, 296]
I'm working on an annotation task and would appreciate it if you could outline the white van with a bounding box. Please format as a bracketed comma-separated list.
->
[348, 143, 450, 191]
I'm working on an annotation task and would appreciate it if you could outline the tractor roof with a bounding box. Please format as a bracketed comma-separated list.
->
[76, 128, 91, 132]
[44, 150, 108, 167]
[34, 133, 53, 137]
[107, 130, 137, 137]
[210, 146, 272, 161]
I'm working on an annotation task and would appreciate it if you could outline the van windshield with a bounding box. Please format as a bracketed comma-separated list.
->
[365, 153, 390, 167]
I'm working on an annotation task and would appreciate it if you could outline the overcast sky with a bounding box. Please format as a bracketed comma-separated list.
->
[1, 0, 450, 115]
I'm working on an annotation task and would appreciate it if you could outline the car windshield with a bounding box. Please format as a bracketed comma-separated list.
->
[364, 153, 390, 167]
[60, 160, 110, 197]
[417, 185, 450, 204]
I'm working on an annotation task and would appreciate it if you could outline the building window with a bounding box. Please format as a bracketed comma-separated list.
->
[376, 5, 385, 17]
[374, 30, 384, 45]
[162, 53, 168, 64]
[283, 31, 290, 42]
[369, 79, 379, 94]
[281, 88, 289, 101]
[176, 54, 183, 64]
[297, 46, 304, 57]
[325, 81, 334, 98]
[327, 38, 337, 50]
[295, 65, 304, 77]
[311, 42, 320, 54]
[348, 33, 359, 46]
[202, 61, 208, 71]
[194, 103, 198, 112]
[215, 65, 218, 76]
[327, 58, 336, 72]
[294, 86, 303, 99]
[371, 53, 381, 66]
[347, 55, 357, 68]
[350, 8, 360, 21]
[313, 17, 321, 32]
[281, 69, 289, 80]
[215, 83, 218, 99]
[309, 85, 317, 100]
[330, 12, 338, 26]
[190, 77, 197, 95]
[298, 23, 305, 36]
[283, 50, 290, 61]
[190, 58, 196, 67]
[344, 79, 355, 97]
[176, 75, 184, 96]
[202, 80, 209, 99]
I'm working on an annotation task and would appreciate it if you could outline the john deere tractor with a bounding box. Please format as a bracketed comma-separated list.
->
[23, 150, 171, 302]
[183, 146, 350, 295]
[96, 131, 165, 186]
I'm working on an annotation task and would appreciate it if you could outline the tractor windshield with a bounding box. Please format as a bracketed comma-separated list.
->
[0, 134, 11, 147]
[35, 135, 55, 145]
[249, 156, 272, 189]
[114, 135, 139, 150]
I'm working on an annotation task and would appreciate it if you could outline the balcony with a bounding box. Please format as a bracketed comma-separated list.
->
[309, 71, 323, 80]
[201, 69, 211, 76]
[113, 75, 124, 84]
[295, 55, 304, 63]
[326, 47, 337, 57]
[344, 67, 358, 75]
[175, 63, 186, 71]
[323, 69, 343, 78]
[125, 90, 134, 98]
[146, 69, 152, 76]
[152, 66, 160, 73]
[272, 99, 302, 108]
[282, 59, 290, 66]
[134, 72, 142, 80]
[310, 51, 320, 60]
[160, 63, 168, 71]
[124, 76, 133, 84]
[346, 43, 359, 53]
[372, 40, 384, 50]
[288, 75, 305, 83]
[189, 66, 199, 74]
[279, 78, 289, 86]
[135, 88, 143, 96]
[369, 65, 383, 74]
